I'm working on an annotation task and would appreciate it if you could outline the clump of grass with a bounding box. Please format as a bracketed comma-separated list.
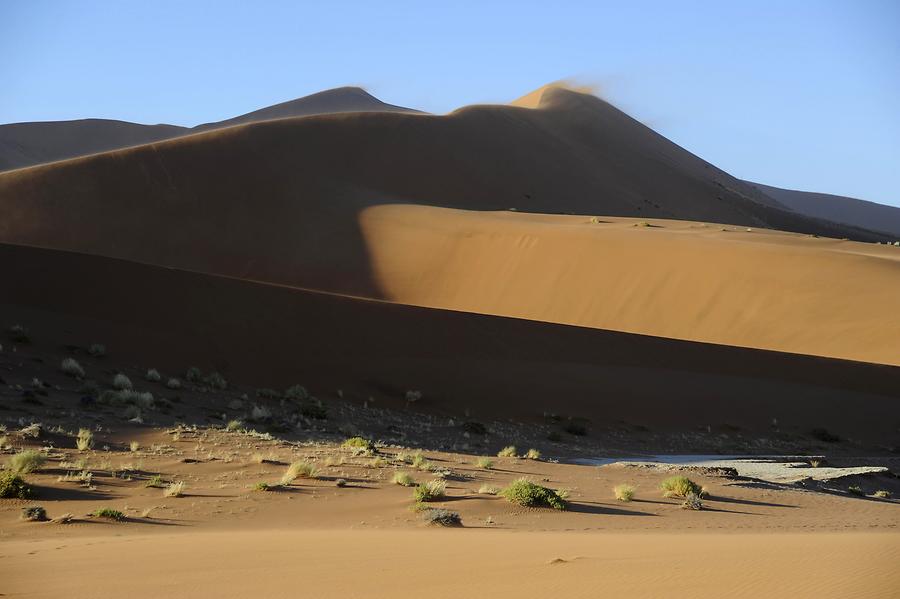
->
[76, 428, 94, 451]
[19, 423, 42, 438]
[92, 508, 125, 520]
[88, 343, 106, 357]
[225, 419, 244, 432]
[61, 357, 85, 378]
[145, 474, 165, 488]
[163, 481, 185, 497]
[284, 385, 309, 401]
[660, 476, 702, 498]
[475, 457, 494, 469]
[524, 448, 541, 460]
[166, 377, 181, 390]
[342, 437, 376, 456]
[21, 506, 47, 521]
[497, 445, 517, 458]
[500, 478, 567, 510]
[392, 471, 416, 487]
[681, 493, 703, 510]
[422, 508, 462, 526]
[145, 369, 161, 382]
[8, 449, 47, 474]
[129, 440, 140, 453]
[809, 459, 822, 468]
[281, 461, 318, 485]
[203, 371, 227, 390]
[112, 373, 133, 390]
[848, 485, 864, 497]
[410, 452, 429, 469]
[0, 471, 33, 498]
[253, 481, 271, 492]
[185, 367, 202, 382]
[413, 479, 447, 502]
[874, 490, 892, 499]
[477, 484, 500, 495]
[614, 483, 635, 502]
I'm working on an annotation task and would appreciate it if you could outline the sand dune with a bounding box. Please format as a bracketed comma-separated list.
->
[0, 86, 417, 172]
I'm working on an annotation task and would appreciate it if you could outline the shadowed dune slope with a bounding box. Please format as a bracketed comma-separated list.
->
[0, 86, 417, 172]
[359, 206, 900, 366]
[749, 181, 900, 238]
[1, 243, 898, 441]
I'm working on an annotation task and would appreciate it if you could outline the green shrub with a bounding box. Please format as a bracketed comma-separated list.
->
[475, 457, 494, 469]
[21, 505, 47, 521]
[0, 471, 33, 498]
[8, 449, 47, 474]
[497, 445, 517, 458]
[874, 490, 892, 499]
[145, 369, 161, 382]
[92, 508, 125, 520]
[524, 448, 541, 460]
[660, 476, 702, 498]
[61, 358, 85, 378]
[848, 485, 864, 496]
[342, 437, 375, 455]
[253, 482, 271, 492]
[166, 377, 182, 390]
[392, 471, 416, 487]
[500, 478, 567, 510]
[112, 373, 132, 390]
[203, 371, 227, 390]
[413, 479, 446, 502]
[614, 483, 635, 502]
[225, 419, 244, 432]
[145, 474, 165, 488]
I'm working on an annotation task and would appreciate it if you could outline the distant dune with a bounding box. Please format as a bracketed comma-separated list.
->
[0, 86, 418, 171]
[748, 181, 900, 238]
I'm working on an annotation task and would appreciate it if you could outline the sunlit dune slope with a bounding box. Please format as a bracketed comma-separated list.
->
[359, 206, 900, 366]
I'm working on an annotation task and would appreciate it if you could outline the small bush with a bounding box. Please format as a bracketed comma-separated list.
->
[19, 423, 42, 438]
[497, 446, 517, 458]
[145, 474, 165, 488]
[848, 485, 864, 496]
[500, 478, 567, 510]
[112, 374, 133, 390]
[614, 483, 635, 502]
[335, 478, 347, 487]
[185, 367, 202, 382]
[129, 441, 140, 452]
[145, 369, 161, 382]
[21, 506, 47, 521]
[681, 493, 703, 510]
[660, 476, 702, 498]
[281, 461, 318, 485]
[422, 508, 461, 526]
[92, 508, 124, 520]
[392, 471, 416, 487]
[163, 481, 185, 497]
[413, 479, 446, 502]
[225, 419, 244, 432]
[76, 428, 94, 451]
[8, 449, 47, 474]
[524, 448, 541, 460]
[477, 484, 499, 495]
[253, 481, 271, 492]
[342, 437, 376, 455]
[166, 377, 181, 389]
[61, 358, 85, 378]
[284, 385, 309, 401]
[203, 371, 227, 390]
[475, 457, 494, 469]
[0, 471, 33, 498]
[874, 490, 892, 499]
[88, 343, 106, 357]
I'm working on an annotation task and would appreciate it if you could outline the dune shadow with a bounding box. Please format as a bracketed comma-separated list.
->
[34, 485, 123, 501]
[705, 495, 797, 508]
[567, 501, 657, 516]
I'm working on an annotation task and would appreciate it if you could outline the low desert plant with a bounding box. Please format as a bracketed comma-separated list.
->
[477, 484, 500, 495]
[413, 479, 447, 503]
[681, 493, 703, 510]
[163, 481, 185, 497]
[422, 508, 462, 526]
[335, 478, 347, 487]
[225, 419, 244, 432]
[166, 377, 181, 390]
[92, 508, 125, 520]
[660, 476, 702, 498]
[8, 449, 47, 474]
[61, 357, 85, 378]
[405, 389, 422, 407]
[145, 369, 161, 382]
[21, 506, 47, 521]
[203, 371, 227, 390]
[809, 459, 822, 468]
[129, 441, 140, 452]
[19, 423, 42, 438]
[145, 474, 165, 488]
[281, 461, 318, 485]
[497, 445, 517, 458]
[475, 457, 494, 469]
[874, 490, 892, 499]
[0, 471, 33, 498]
[185, 367, 202, 382]
[112, 373, 133, 390]
[284, 385, 309, 401]
[500, 478, 567, 510]
[848, 485, 864, 496]
[392, 471, 416, 487]
[524, 448, 541, 460]
[253, 481, 271, 492]
[614, 483, 635, 502]
[76, 428, 94, 451]
[342, 437, 376, 455]
[88, 343, 106, 357]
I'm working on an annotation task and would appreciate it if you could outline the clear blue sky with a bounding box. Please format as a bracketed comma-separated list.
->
[2, 0, 898, 206]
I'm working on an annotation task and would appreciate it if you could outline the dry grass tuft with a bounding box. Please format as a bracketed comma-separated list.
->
[497, 446, 517, 458]
[475, 457, 494, 469]
[76, 428, 94, 451]
[8, 449, 47, 474]
[392, 471, 416, 487]
[281, 460, 318, 485]
[163, 481, 185, 497]
[614, 483, 635, 502]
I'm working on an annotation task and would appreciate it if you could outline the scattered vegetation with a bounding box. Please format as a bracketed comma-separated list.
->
[500, 478, 567, 510]
[112, 373, 133, 390]
[145, 474, 165, 488]
[253, 482, 271, 492]
[392, 471, 416, 487]
[76, 428, 94, 451]
[681, 493, 703, 510]
[163, 481, 185, 497]
[342, 437, 376, 456]
[281, 461, 318, 485]
[874, 490, 892, 499]
[422, 508, 462, 526]
[129, 441, 140, 452]
[0, 471, 33, 498]
[92, 508, 125, 520]
[475, 457, 494, 469]
[497, 445, 517, 458]
[614, 483, 636, 502]
[660, 476, 702, 499]
[225, 419, 244, 432]
[203, 371, 227, 390]
[166, 377, 182, 390]
[848, 485, 864, 497]
[413, 479, 446, 502]
[21, 506, 47, 521]
[145, 368, 161, 382]
[477, 484, 499, 495]
[8, 449, 47, 474]
[524, 448, 541, 460]
[185, 367, 202, 382]
[61, 357, 85, 378]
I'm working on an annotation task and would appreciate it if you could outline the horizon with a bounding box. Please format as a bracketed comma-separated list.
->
[2, 0, 898, 206]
